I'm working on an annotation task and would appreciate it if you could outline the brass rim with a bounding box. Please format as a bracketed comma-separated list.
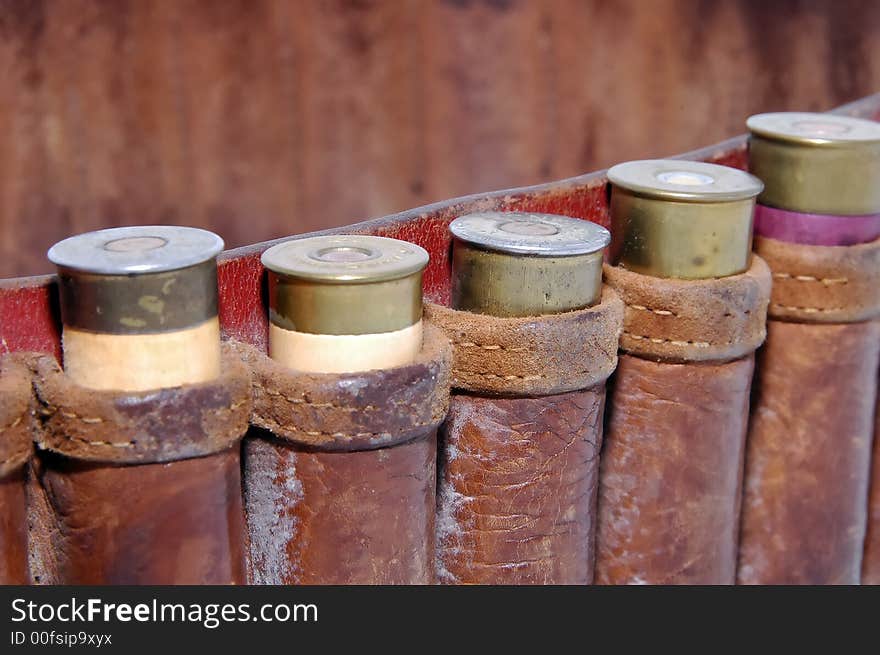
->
[747, 113, 880, 215]
[57, 260, 219, 334]
[449, 211, 610, 256]
[449, 212, 608, 317]
[263, 235, 427, 335]
[48, 225, 224, 275]
[607, 160, 760, 279]
[607, 159, 763, 203]
[261, 235, 429, 283]
[747, 112, 880, 147]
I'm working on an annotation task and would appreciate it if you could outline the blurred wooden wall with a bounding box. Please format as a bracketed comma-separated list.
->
[2, 0, 880, 276]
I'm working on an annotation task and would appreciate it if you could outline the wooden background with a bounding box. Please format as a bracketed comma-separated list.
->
[2, 0, 880, 277]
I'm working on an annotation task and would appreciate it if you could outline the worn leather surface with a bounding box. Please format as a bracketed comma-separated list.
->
[243, 330, 449, 585]
[0, 355, 35, 584]
[425, 287, 622, 396]
[28, 448, 246, 584]
[31, 346, 252, 464]
[755, 235, 880, 323]
[739, 320, 880, 584]
[431, 281, 616, 583]
[596, 257, 764, 585]
[233, 323, 451, 450]
[596, 354, 752, 584]
[436, 389, 604, 584]
[603, 256, 771, 363]
[245, 431, 436, 585]
[0, 354, 34, 477]
[863, 382, 880, 584]
[0, 468, 29, 584]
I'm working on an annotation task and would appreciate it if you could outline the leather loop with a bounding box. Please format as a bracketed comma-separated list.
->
[755, 235, 880, 323]
[425, 286, 623, 397]
[32, 344, 252, 464]
[0, 354, 34, 478]
[737, 320, 879, 584]
[604, 256, 771, 363]
[232, 322, 451, 452]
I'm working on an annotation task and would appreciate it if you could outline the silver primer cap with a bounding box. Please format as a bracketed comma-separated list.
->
[48, 225, 224, 275]
[449, 211, 610, 256]
[449, 211, 609, 317]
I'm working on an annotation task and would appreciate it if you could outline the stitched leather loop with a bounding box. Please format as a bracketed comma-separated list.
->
[32, 344, 252, 464]
[425, 286, 623, 397]
[755, 235, 880, 323]
[232, 322, 451, 452]
[604, 256, 771, 363]
[0, 354, 34, 478]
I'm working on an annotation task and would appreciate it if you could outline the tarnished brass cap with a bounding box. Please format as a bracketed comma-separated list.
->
[608, 160, 763, 280]
[48, 226, 223, 335]
[449, 212, 610, 317]
[261, 235, 428, 335]
[748, 112, 880, 215]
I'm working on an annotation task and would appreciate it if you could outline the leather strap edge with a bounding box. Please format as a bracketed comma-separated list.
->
[755, 235, 880, 324]
[0, 354, 35, 478]
[604, 256, 772, 363]
[32, 345, 252, 464]
[425, 286, 623, 396]
[232, 322, 452, 451]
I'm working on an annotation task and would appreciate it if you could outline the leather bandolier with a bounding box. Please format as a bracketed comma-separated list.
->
[0, 94, 878, 585]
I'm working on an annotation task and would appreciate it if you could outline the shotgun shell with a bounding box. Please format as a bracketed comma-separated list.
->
[608, 160, 763, 280]
[48, 225, 224, 391]
[262, 235, 427, 335]
[748, 112, 880, 216]
[449, 211, 610, 317]
[48, 225, 223, 335]
[261, 235, 428, 372]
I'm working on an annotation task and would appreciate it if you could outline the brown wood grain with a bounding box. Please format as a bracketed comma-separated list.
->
[2, 0, 880, 276]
